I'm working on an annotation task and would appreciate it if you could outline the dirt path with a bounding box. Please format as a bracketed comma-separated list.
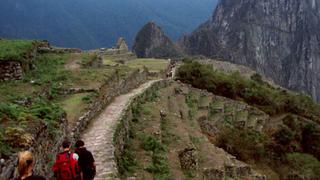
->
[81, 80, 160, 180]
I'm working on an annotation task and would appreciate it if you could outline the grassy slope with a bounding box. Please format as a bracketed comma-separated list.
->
[120, 82, 320, 179]
[60, 93, 91, 123]
[0, 39, 35, 61]
[126, 58, 169, 73]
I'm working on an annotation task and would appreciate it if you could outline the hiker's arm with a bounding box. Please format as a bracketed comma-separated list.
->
[80, 172, 84, 180]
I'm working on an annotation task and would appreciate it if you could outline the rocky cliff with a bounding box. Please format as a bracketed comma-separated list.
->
[179, 0, 320, 102]
[133, 22, 180, 58]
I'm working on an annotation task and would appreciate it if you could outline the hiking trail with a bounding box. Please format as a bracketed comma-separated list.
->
[81, 80, 160, 180]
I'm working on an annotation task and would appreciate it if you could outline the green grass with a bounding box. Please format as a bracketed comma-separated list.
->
[126, 58, 169, 73]
[103, 58, 118, 66]
[80, 52, 98, 67]
[60, 93, 90, 123]
[0, 39, 35, 61]
[141, 135, 170, 177]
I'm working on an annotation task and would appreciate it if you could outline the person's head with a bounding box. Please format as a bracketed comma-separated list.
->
[18, 151, 34, 177]
[75, 140, 85, 148]
[62, 140, 71, 150]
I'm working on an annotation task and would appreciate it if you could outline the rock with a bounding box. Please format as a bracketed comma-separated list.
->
[133, 22, 181, 58]
[178, 148, 198, 171]
[0, 159, 4, 166]
[160, 110, 167, 119]
[203, 168, 224, 180]
[179, 0, 320, 102]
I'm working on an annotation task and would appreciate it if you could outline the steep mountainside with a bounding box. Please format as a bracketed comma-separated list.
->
[133, 22, 180, 58]
[0, 0, 217, 49]
[179, 0, 320, 102]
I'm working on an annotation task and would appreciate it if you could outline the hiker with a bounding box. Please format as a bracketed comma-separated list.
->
[52, 140, 81, 180]
[74, 140, 96, 180]
[15, 151, 46, 180]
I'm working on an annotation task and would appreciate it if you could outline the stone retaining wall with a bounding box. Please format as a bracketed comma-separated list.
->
[0, 117, 68, 180]
[38, 47, 82, 54]
[0, 61, 24, 81]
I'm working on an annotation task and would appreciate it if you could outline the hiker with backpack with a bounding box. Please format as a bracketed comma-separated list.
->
[52, 140, 81, 180]
[74, 140, 96, 180]
[15, 151, 46, 180]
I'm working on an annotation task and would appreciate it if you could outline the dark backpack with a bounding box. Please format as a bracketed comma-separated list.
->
[52, 152, 80, 180]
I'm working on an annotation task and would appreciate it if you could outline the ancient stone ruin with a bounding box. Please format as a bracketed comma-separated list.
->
[116, 37, 129, 53]
[104, 37, 130, 55]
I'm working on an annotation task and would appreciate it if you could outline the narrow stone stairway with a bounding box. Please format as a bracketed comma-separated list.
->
[81, 80, 160, 180]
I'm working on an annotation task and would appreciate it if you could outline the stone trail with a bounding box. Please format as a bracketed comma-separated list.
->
[81, 80, 159, 180]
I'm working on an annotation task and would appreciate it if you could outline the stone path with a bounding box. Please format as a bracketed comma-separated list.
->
[81, 80, 160, 180]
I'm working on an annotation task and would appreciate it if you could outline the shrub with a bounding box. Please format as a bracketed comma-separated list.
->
[177, 61, 320, 121]
[274, 126, 295, 145]
[251, 73, 263, 84]
[216, 127, 268, 162]
[141, 135, 170, 177]
[141, 135, 166, 152]
[302, 123, 320, 159]
[118, 147, 138, 174]
[287, 153, 320, 177]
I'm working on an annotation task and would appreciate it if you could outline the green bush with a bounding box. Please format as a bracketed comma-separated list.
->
[274, 126, 295, 145]
[141, 135, 170, 177]
[287, 153, 320, 177]
[141, 135, 166, 152]
[118, 148, 138, 174]
[216, 127, 268, 161]
[146, 152, 170, 175]
[302, 123, 320, 159]
[177, 61, 320, 121]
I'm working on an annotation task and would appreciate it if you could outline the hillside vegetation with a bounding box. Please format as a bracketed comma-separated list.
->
[173, 61, 320, 179]
[177, 61, 320, 122]
[0, 39, 35, 61]
[118, 62, 320, 179]
[0, 41, 169, 160]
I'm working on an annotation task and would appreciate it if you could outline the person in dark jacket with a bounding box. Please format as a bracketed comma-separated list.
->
[75, 140, 96, 180]
[15, 151, 46, 180]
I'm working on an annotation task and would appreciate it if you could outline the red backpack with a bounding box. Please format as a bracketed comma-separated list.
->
[52, 152, 80, 180]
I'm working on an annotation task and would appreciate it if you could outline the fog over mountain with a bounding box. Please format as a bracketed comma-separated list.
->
[0, 0, 217, 49]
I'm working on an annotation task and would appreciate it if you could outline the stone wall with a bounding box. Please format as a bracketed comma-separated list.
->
[0, 117, 68, 180]
[71, 69, 149, 141]
[0, 61, 24, 81]
[113, 80, 171, 174]
[38, 47, 82, 54]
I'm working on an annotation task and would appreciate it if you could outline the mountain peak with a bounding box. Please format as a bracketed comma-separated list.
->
[132, 22, 181, 58]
